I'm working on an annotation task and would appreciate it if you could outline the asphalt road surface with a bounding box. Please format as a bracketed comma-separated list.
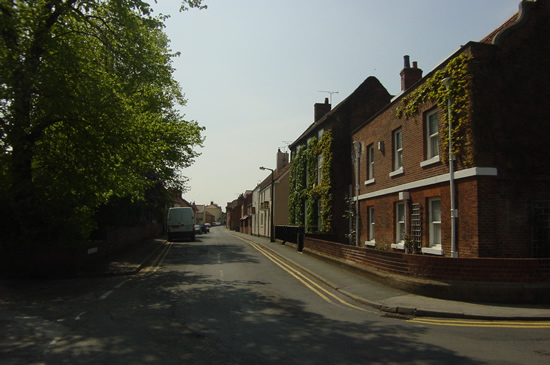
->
[2, 227, 550, 364]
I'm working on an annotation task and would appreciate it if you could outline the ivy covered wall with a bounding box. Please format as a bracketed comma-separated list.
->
[289, 130, 333, 233]
[396, 53, 474, 166]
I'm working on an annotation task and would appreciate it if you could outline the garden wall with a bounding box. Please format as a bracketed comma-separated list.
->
[303, 236, 550, 304]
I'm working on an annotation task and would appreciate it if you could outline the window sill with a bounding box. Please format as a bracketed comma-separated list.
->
[364, 178, 375, 186]
[420, 155, 441, 168]
[422, 246, 444, 255]
[391, 242, 404, 250]
[389, 167, 404, 178]
[365, 240, 376, 247]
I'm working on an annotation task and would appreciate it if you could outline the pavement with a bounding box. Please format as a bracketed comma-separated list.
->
[79, 229, 550, 321]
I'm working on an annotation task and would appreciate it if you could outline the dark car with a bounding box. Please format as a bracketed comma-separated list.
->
[194, 224, 202, 235]
[200, 224, 210, 234]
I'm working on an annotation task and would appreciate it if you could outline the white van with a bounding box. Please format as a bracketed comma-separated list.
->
[167, 207, 195, 241]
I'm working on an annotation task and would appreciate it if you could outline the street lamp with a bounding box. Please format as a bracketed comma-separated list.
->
[259, 166, 275, 242]
[442, 77, 458, 258]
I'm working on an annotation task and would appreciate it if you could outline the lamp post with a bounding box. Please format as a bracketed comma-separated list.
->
[442, 77, 458, 258]
[259, 166, 275, 242]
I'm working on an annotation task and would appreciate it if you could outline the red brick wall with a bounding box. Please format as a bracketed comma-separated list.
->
[304, 237, 550, 283]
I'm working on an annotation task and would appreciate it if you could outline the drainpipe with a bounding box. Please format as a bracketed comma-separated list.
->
[442, 77, 458, 258]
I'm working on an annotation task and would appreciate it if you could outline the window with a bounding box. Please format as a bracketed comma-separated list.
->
[317, 154, 323, 185]
[426, 110, 439, 159]
[304, 200, 308, 229]
[367, 144, 375, 181]
[305, 159, 309, 186]
[396, 202, 405, 243]
[429, 198, 441, 247]
[368, 206, 375, 242]
[393, 128, 403, 171]
[318, 128, 324, 139]
[318, 200, 323, 231]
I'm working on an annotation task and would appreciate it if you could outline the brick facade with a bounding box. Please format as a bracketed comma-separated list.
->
[290, 77, 392, 243]
[352, 0, 550, 258]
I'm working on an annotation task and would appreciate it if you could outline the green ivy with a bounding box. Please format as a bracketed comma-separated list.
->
[396, 53, 474, 166]
[288, 130, 333, 232]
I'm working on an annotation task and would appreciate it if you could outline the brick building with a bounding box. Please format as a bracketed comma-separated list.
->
[352, 0, 550, 258]
[289, 77, 392, 243]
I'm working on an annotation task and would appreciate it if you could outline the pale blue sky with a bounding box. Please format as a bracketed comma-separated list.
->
[151, 0, 520, 209]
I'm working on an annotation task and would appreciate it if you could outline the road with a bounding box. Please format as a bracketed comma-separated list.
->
[2, 227, 550, 364]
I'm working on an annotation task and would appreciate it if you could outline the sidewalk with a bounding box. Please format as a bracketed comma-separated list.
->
[77, 238, 167, 277]
[83, 231, 550, 320]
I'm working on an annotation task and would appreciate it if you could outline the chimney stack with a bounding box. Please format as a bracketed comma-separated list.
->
[314, 97, 331, 122]
[276, 148, 289, 172]
[400, 55, 423, 91]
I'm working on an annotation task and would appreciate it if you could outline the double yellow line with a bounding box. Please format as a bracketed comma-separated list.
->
[234, 235, 550, 328]
[140, 241, 173, 274]
[409, 317, 550, 328]
[233, 235, 371, 313]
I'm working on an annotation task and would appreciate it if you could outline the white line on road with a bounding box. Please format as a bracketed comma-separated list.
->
[115, 280, 128, 289]
[43, 336, 61, 355]
[99, 290, 113, 300]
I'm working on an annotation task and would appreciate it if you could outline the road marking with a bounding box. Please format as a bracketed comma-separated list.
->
[43, 337, 61, 355]
[233, 234, 370, 312]
[115, 280, 128, 289]
[409, 318, 550, 328]
[99, 290, 113, 300]
[141, 241, 173, 274]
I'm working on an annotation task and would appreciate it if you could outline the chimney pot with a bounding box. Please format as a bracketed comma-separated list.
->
[400, 56, 423, 91]
[403, 55, 411, 68]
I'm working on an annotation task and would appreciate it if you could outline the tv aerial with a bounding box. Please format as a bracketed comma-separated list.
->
[318, 90, 339, 104]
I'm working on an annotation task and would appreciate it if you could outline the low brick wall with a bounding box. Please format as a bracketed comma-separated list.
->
[304, 236, 550, 303]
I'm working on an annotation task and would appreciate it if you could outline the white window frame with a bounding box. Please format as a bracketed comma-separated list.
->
[305, 159, 309, 186]
[367, 144, 375, 183]
[391, 202, 405, 250]
[423, 197, 443, 255]
[317, 199, 323, 231]
[317, 154, 323, 185]
[318, 128, 324, 140]
[426, 109, 439, 159]
[393, 128, 403, 171]
[366, 206, 375, 246]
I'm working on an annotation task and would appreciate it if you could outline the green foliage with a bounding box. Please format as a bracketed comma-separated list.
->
[396, 53, 473, 165]
[288, 131, 333, 233]
[0, 0, 206, 245]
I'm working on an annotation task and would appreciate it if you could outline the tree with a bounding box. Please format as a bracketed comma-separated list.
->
[0, 0, 205, 244]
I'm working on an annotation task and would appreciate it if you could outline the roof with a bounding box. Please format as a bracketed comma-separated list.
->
[274, 163, 290, 181]
[480, 12, 519, 44]
[290, 76, 389, 149]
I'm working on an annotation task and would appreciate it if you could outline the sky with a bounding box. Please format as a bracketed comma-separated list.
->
[150, 0, 520, 210]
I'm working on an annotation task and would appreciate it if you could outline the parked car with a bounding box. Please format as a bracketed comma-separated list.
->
[201, 224, 210, 234]
[194, 224, 202, 235]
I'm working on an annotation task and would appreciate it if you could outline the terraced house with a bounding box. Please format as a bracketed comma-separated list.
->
[352, 0, 550, 258]
[288, 77, 392, 244]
